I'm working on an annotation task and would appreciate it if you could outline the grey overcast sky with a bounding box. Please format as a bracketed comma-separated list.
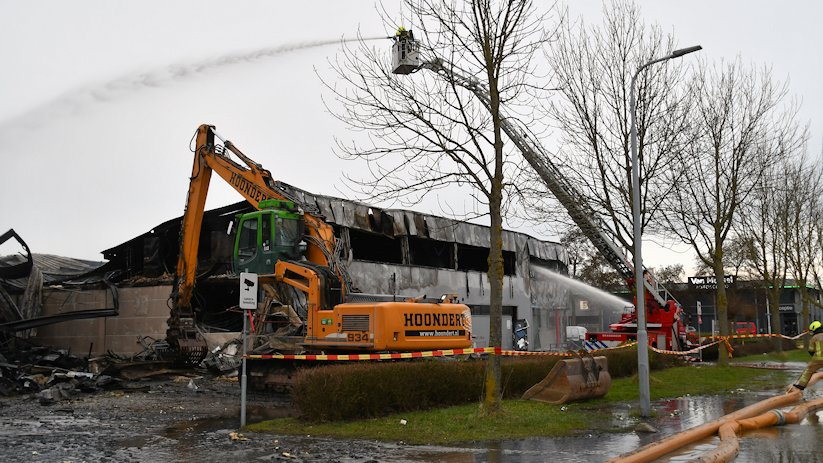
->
[1, 1, 821, 277]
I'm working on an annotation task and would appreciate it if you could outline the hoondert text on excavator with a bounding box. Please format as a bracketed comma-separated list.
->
[403, 312, 467, 328]
[229, 172, 268, 204]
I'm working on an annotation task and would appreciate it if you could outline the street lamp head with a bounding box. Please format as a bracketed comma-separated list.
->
[671, 45, 702, 58]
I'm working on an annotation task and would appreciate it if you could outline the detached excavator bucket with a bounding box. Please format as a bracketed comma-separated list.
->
[521, 355, 611, 404]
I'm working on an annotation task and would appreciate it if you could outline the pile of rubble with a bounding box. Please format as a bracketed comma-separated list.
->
[0, 340, 134, 405]
[0, 334, 251, 407]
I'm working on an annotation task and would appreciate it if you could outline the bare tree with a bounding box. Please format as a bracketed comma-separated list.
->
[650, 264, 684, 286]
[322, 0, 552, 412]
[539, 0, 694, 256]
[815, 199, 823, 304]
[559, 227, 589, 279]
[784, 147, 822, 344]
[661, 58, 802, 365]
[578, 253, 624, 291]
[738, 152, 795, 351]
[560, 226, 625, 290]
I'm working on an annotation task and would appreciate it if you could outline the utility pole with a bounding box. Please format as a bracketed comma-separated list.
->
[630, 45, 702, 417]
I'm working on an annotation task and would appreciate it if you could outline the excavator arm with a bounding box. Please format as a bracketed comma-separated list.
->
[168, 124, 349, 360]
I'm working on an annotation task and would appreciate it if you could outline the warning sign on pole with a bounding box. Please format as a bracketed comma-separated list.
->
[239, 272, 258, 310]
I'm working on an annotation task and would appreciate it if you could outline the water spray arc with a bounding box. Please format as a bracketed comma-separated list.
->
[0, 36, 386, 130]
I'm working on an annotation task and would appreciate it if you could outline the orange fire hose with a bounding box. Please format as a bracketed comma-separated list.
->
[691, 392, 823, 463]
[606, 372, 823, 463]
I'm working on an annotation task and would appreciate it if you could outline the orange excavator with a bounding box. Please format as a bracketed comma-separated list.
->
[168, 124, 473, 363]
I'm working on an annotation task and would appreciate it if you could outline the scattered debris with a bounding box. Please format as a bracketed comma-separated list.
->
[201, 339, 242, 376]
[229, 431, 249, 441]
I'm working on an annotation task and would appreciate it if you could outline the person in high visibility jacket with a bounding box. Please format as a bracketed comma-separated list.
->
[395, 26, 414, 41]
[789, 320, 823, 392]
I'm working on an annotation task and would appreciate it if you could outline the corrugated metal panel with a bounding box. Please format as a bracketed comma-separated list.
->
[255, 182, 568, 262]
[502, 230, 520, 252]
[329, 200, 347, 226]
[337, 200, 357, 227]
[352, 204, 372, 230]
[0, 254, 106, 291]
[396, 214, 414, 235]
[386, 211, 408, 236]
[457, 222, 489, 248]
[527, 238, 567, 264]
[411, 214, 426, 237]
[314, 196, 336, 222]
[424, 216, 456, 242]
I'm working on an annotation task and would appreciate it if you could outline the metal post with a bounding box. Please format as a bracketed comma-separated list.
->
[630, 45, 701, 418]
[240, 308, 248, 427]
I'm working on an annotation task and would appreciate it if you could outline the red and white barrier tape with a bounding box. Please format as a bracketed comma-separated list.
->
[243, 332, 809, 361]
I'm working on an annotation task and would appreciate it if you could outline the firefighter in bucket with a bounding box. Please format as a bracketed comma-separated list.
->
[391, 26, 420, 74]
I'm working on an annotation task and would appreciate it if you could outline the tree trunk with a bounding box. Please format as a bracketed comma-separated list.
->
[800, 279, 811, 350]
[483, 145, 505, 413]
[768, 288, 783, 353]
[714, 258, 730, 366]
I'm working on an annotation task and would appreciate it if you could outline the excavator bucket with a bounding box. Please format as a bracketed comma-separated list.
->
[176, 338, 208, 365]
[521, 355, 611, 404]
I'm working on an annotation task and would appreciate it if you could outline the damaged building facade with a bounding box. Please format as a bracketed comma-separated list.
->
[5, 187, 573, 355]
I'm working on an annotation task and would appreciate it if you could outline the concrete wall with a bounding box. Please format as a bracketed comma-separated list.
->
[33, 285, 171, 356]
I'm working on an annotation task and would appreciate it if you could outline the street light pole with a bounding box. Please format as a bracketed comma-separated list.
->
[630, 45, 701, 418]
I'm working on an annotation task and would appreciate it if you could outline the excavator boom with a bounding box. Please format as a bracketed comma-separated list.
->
[168, 124, 348, 361]
[168, 124, 471, 363]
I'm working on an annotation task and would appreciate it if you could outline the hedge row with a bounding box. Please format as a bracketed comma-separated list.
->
[291, 348, 684, 422]
[698, 336, 796, 361]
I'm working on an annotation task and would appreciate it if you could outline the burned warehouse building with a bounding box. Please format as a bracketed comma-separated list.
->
[2, 184, 575, 358]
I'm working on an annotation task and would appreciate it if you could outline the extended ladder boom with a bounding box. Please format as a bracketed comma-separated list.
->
[421, 59, 674, 306]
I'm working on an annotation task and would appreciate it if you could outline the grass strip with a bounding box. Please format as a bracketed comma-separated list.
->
[245, 363, 793, 444]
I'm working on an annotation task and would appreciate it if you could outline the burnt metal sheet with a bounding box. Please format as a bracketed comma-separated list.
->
[101, 182, 568, 285]
[527, 238, 566, 263]
[329, 200, 346, 227]
[412, 214, 427, 237]
[314, 197, 337, 222]
[455, 222, 489, 248]
[502, 230, 520, 252]
[385, 211, 409, 236]
[0, 229, 33, 279]
[0, 308, 119, 332]
[0, 277, 119, 331]
[0, 254, 106, 292]
[276, 185, 563, 261]
[336, 200, 358, 227]
[352, 204, 372, 230]
[424, 216, 457, 242]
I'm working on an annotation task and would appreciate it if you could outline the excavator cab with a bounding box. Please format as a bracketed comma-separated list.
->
[233, 199, 306, 275]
